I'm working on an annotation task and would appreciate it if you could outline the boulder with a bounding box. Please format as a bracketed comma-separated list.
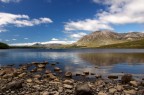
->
[75, 83, 93, 95]
[121, 74, 132, 84]
[130, 81, 139, 86]
[2, 80, 23, 90]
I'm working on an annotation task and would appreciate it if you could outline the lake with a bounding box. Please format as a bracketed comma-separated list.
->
[0, 49, 144, 79]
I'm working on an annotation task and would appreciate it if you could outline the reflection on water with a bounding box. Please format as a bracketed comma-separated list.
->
[0, 49, 144, 77]
[79, 53, 144, 66]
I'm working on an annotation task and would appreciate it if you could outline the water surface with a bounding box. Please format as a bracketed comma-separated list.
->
[0, 49, 144, 78]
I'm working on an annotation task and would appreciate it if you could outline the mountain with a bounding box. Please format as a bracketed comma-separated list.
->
[0, 42, 9, 49]
[75, 30, 144, 47]
[32, 43, 63, 49]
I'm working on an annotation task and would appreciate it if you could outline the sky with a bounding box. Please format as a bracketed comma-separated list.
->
[0, 0, 144, 46]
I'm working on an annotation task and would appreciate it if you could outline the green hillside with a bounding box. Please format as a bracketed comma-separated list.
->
[98, 39, 144, 48]
[0, 42, 9, 49]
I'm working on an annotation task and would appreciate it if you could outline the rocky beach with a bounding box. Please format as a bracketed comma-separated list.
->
[0, 61, 144, 95]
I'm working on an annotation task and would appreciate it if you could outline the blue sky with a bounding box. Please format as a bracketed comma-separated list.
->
[0, 0, 144, 45]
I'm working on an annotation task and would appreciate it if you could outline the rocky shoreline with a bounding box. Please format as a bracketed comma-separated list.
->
[0, 62, 144, 95]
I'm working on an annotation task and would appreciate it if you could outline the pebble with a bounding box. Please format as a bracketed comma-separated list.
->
[63, 84, 73, 89]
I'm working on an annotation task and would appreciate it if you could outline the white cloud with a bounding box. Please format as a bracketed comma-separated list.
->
[0, 12, 53, 31]
[64, 0, 144, 32]
[9, 40, 75, 46]
[12, 38, 16, 41]
[24, 38, 29, 40]
[65, 19, 113, 31]
[94, 0, 144, 24]
[5, 40, 10, 42]
[51, 38, 59, 41]
[70, 32, 87, 39]
[0, 0, 21, 3]
[0, 27, 7, 32]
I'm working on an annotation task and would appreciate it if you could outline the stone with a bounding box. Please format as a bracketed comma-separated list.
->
[76, 73, 81, 76]
[91, 73, 95, 75]
[108, 75, 118, 79]
[65, 72, 72, 78]
[109, 88, 117, 94]
[98, 92, 107, 95]
[37, 64, 46, 68]
[64, 84, 73, 89]
[48, 73, 57, 80]
[26, 79, 33, 83]
[75, 83, 93, 95]
[33, 74, 41, 79]
[130, 81, 139, 86]
[115, 85, 123, 91]
[42, 91, 49, 95]
[54, 67, 61, 71]
[2, 80, 23, 90]
[121, 74, 132, 84]
[95, 75, 102, 79]
[83, 71, 89, 75]
[45, 70, 51, 74]
[18, 73, 26, 78]
[124, 89, 136, 95]
[95, 80, 105, 86]
[63, 79, 74, 85]
[0, 67, 16, 76]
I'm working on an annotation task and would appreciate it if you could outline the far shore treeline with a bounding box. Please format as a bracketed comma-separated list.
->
[0, 42, 9, 49]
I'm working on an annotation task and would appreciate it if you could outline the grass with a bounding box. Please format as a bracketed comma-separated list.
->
[98, 39, 144, 48]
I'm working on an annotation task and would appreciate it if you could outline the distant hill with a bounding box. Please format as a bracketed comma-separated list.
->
[0, 42, 9, 49]
[98, 38, 144, 48]
[75, 30, 144, 47]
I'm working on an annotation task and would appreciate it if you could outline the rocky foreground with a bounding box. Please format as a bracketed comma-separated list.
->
[0, 62, 144, 95]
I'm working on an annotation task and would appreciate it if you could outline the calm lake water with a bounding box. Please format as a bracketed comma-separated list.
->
[0, 49, 144, 79]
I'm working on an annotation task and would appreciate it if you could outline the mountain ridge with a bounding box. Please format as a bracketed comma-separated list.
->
[75, 30, 144, 47]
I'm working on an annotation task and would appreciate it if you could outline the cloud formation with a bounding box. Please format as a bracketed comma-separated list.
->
[10, 40, 75, 46]
[70, 32, 87, 39]
[94, 0, 144, 24]
[65, 19, 113, 31]
[64, 0, 144, 31]
[0, 12, 53, 32]
[0, 0, 21, 3]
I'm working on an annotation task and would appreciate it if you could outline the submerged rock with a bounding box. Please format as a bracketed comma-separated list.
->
[65, 72, 72, 78]
[108, 75, 118, 79]
[54, 67, 61, 71]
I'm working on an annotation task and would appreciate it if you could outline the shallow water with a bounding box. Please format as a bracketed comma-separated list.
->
[0, 49, 144, 79]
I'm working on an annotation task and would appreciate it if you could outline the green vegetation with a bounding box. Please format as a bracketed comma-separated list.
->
[0, 42, 9, 49]
[98, 39, 144, 48]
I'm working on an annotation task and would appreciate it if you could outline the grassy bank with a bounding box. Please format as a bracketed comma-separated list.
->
[97, 39, 144, 49]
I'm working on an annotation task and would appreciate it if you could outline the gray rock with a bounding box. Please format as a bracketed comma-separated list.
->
[75, 83, 93, 95]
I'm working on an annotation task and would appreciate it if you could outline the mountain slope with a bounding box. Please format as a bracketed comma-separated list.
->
[98, 38, 144, 48]
[0, 42, 9, 49]
[75, 30, 144, 47]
